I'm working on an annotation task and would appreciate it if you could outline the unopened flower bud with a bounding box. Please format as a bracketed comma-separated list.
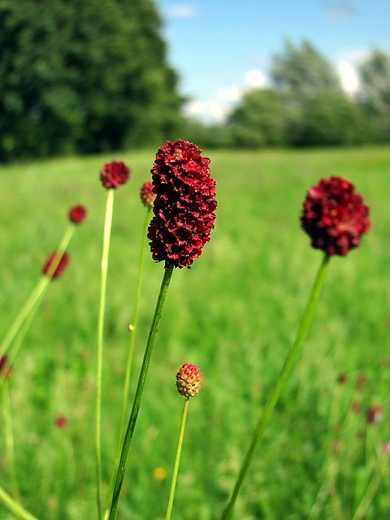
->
[140, 181, 156, 209]
[176, 363, 202, 398]
[69, 205, 87, 225]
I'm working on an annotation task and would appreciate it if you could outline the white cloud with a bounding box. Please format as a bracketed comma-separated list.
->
[246, 70, 266, 88]
[217, 86, 242, 103]
[338, 62, 360, 95]
[184, 68, 268, 123]
[167, 4, 197, 19]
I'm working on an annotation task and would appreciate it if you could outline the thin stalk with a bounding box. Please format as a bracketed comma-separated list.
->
[104, 206, 152, 516]
[0, 284, 47, 394]
[0, 483, 39, 520]
[352, 458, 384, 520]
[165, 398, 190, 520]
[0, 224, 75, 357]
[96, 189, 115, 520]
[108, 266, 174, 520]
[1, 380, 19, 499]
[221, 254, 330, 520]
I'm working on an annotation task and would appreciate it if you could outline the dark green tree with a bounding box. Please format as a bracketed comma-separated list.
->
[358, 49, 390, 142]
[271, 40, 341, 98]
[271, 41, 345, 145]
[228, 88, 287, 148]
[0, 0, 183, 160]
[299, 91, 367, 146]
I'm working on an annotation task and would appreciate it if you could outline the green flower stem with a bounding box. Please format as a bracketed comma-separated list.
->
[1, 380, 19, 499]
[0, 483, 39, 520]
[0, 290, 43, 394]
[0, 224, 75, 357]
[221, 254, 330, 520]
[165, 397, 190, 520]
[108, 266, 174, 520]
[96, 189, 115, 520]
[352, 430, 386, 520]
[104, 206, 152, 516]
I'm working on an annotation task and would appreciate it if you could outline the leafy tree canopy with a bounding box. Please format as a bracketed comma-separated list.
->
[358, 49, 390, 141]
[0, 0, 183, 160]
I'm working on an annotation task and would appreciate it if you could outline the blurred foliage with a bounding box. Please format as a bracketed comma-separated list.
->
[359, 49, 390, 142]
[228, 89, 288, 148]
[0, 0, 183, 161]
[205, 42, 390, 150]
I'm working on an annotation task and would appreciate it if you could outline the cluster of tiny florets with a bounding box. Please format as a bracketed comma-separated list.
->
[301, 176, 370, 256]
[140, 181, 156, 209]
[176, 363, 202, 398]
[100, 161, 130, 189]
[42, 252, 70, 279]
[147, 140, 217, 269]
[69, 205, 87, 225]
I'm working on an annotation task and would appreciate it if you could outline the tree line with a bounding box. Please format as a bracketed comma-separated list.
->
[0, 0, 183, 161]
[0, 0, 389, 161]
[185, 42, 390, 149]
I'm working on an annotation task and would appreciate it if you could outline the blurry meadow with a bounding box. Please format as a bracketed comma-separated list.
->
[0, 145, 389, 519]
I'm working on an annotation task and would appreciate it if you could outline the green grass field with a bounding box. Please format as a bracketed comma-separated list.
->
[0, 146, 389, 519]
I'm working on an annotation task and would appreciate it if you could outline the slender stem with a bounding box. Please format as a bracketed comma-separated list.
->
[0, 483, 39, 520]
[0, 224, 75, 357]
[1, 380, 19, 499]
[352, 430, 386, 520]
[221, 254, 330, 520]
[104, 206, 152, 515]
[166, 398, 190, 520]
[96, 189, 115, 520]
[108, 266, 174, 520]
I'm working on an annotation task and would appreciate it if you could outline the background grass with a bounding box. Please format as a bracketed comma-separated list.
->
[0, 146, 389, 519]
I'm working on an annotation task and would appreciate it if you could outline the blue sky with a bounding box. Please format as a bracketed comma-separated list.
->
[156, 0, 390, 122]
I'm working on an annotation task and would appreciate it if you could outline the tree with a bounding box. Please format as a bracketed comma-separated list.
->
[228, 89, 287, 148]
[271, 41, 343, 145]
[271, 40, 341, 98]
[298, 91, 367, 146]
[358, 49, 390, 142]
[0, 0, 183, 160]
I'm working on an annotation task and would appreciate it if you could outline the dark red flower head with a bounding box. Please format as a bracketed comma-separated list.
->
[43, 252, 69, 279]
[147, 140, 217, 269]
[100, 161, 130, 189]
[55, 415, 67, 428]
[140, 181, 156, 209]
[300, 177, 370, 256]
[176, 363, 202, 398]
[69, 205, 87, 225]
[367, 405, 383, 425]
[0, 355, 11, 379]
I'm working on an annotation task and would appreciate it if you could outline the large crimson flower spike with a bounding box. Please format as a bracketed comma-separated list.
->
[301, 176, 370, 256]
[148, 140, 217, 268]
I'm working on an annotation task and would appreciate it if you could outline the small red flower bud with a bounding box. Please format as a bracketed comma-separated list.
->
[176, 363, 202, 398]
[69, 205, 87, 225]
[100, 161, 130, 189]
[337, 372, 347, 384]
[0, 355, 11, 378]
[147, 140, 217, 269]
[140, 181, 156, 209]
[301, 177, 370, 256]
[351, 401, 361, 413]
[367, 406, 383, 425]
[42, 252, 69, 279]
[55, 415, 67, 428]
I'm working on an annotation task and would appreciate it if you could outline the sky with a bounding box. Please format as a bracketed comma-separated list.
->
[156, 0, 390, 123]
